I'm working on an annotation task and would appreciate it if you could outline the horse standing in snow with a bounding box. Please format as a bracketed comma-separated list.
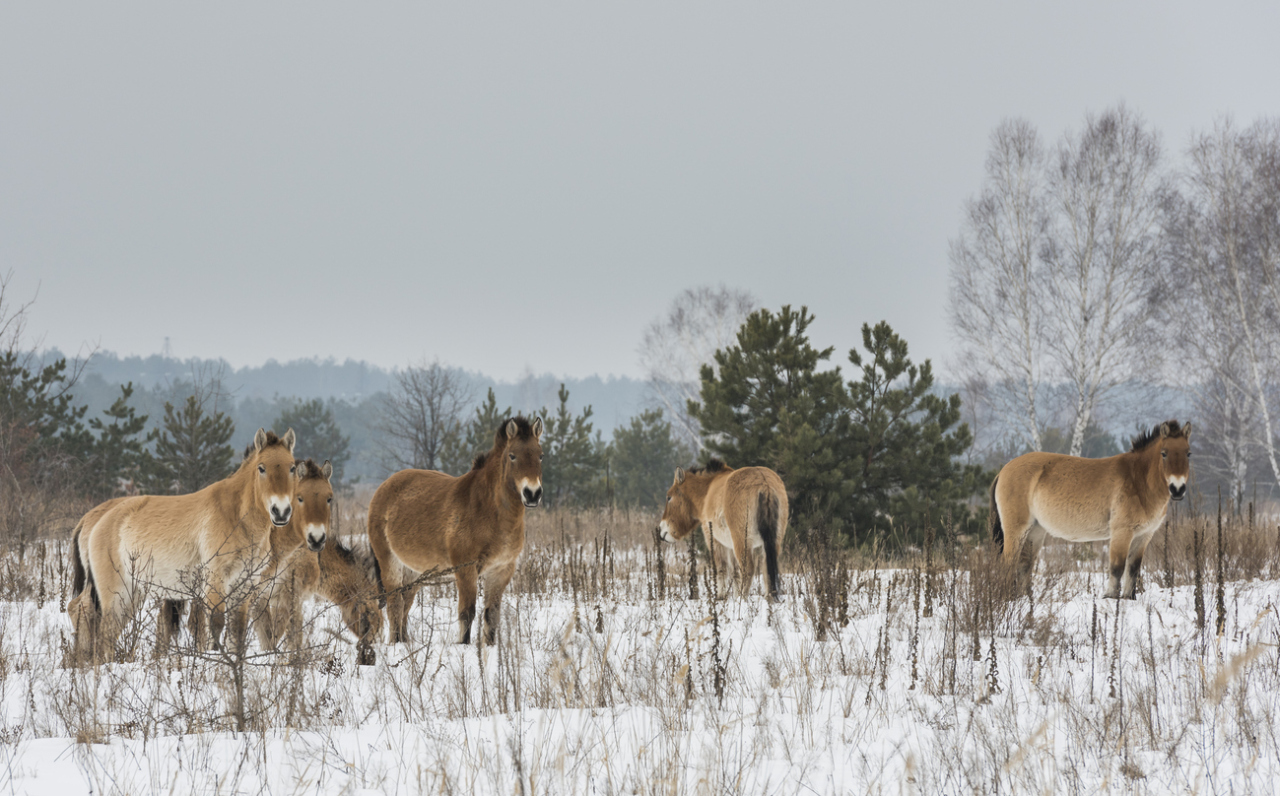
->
[659, 459, 789, 601]
[989, 420, 1192, 599]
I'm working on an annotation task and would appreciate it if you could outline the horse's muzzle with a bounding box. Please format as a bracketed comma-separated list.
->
[270, 505, 292, 526]
[522, 486, 542, 507]
[306, 535, 326, 552]
[1169, 484, 1187, 501]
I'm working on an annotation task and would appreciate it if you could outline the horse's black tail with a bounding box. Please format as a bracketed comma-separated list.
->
[70, 523, 86, 602]
[989, 474, 1004, 555]
[372, 552, 387, 609]
[757, 491, 782, 601]
[161, 600, 184, 634]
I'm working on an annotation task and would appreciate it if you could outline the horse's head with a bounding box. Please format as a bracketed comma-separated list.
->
[497, 416, 544, 507]
[249, 428, 298, 526]
[1157, 420, 1192, 501]
[659, 466, 701, 542]
[293, 459, 334, 552]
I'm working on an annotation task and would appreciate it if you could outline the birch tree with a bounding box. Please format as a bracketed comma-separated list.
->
[1039, 106, 1167, 456]
[1173, 119, 1280, 491]
[638, 285, 756, 449]
[949, 119, 1050, 452]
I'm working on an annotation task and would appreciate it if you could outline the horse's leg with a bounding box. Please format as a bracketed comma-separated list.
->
[1104, 525, 1137, 600]
[188, 599, 208, 652]
[1122, 532, 1156, 600]
[207, 573, 229, 651]
[455, 567, 479, 644]
[732, 529, 755, 599]
[155, 599, 182, 656]
[1019, 524, 1047, 594]
[480, 561, 517, 646]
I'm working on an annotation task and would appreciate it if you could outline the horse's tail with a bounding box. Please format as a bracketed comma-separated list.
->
[989, 474, 1004, 555]
[757, 491, 783, 601]
[371, 547, 387, 609]
[70, 520, 87, 602]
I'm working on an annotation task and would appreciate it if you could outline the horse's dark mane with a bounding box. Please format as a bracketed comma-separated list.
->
[331, 536, 379, 578]
[689, 458, 730, 475]
[492, 416, 536, 446]
[470, 452, 489, 471]
[297, 458, 326, 481]
[1130, 420, 1187, 452]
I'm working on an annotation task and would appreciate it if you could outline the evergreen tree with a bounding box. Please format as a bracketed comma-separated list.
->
[691, 306, 851, 535]
[0, 352, 93, 483]
[274, 398, 351, 483]
[84, 382, 151, 497]
[539, 383, 605, 506]
[842, 322, 985, 542]
[148, 393, 236, 494]
[608, 408, 694, 508]
[692, 307, 983, 546]
[441, 388, 512, 474]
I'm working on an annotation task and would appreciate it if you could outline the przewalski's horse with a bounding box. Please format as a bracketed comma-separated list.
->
[659, 459, 789, 601]
[86, 428, 298, 656]
[368, 416, 544, 645]
[255, 536, 383, 666]
[990, 420, 1192, 600]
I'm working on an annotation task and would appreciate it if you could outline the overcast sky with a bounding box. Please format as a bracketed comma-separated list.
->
[2, 3, 1277, 382]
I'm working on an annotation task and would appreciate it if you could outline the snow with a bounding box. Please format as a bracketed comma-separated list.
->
[2, 539, 1278, 795]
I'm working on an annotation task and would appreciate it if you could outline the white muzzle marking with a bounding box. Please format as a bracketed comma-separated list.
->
[268, 496, 293, 525]
[1169, 475, 1187, 489]
[305, 523, 327, 549]
[659, 520, 673, 542]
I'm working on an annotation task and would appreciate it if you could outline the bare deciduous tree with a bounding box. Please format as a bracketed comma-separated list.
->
[375, 359, 474, 473]
[638, 285, 756, 448]
[949, 119, 1050, 452]
[1167, 118, 1280, 494]
[1041, 105, 1167, 456]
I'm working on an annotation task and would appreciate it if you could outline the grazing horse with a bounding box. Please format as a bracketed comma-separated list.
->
[990, 420, 1192, 599]
[85, 428, 298, 656]
[368, 416, 543, 645]
[255, 536, 383, 666]
[659, 459, 789, 601]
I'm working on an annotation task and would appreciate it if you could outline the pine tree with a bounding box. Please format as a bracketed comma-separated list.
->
[274, 398, 350, 483]
[608, 408, 694, 508]
[843, 322, 984, 542]
[441, 388, 512, 474]
[148, 394, 236, 494]
[84, 382, 151, 497]
[539, 383, 605, 507]
[692, 307, 983, 546]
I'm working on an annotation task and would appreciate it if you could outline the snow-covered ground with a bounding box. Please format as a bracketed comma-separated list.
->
[1, 534, 1278, 795]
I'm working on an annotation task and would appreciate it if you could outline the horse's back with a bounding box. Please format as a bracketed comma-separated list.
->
[997, 451, 1122, 540]
[370, 468, 471, 569]
[711, 466, 789, 544]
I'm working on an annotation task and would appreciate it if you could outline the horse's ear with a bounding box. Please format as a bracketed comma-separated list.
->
[254, 428, 268, 452]
[673, 467, 685, 486]
[282, 428, 297, 452]
[532, 416, 544, 440]
[321, 460, 333, 481]
[505, 419, 518, 440]
[1159, 422, 1171, 439]
[1183, 421, 1192, 440]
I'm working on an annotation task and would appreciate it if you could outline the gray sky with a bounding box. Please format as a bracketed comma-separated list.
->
[3, 2, 1277, 382]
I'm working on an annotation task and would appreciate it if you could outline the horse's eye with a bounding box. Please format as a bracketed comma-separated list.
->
[509, 454, 516, 462]
[297, 496, 303, 503]
[327, 497, 332, 504]
[290, 465, 296, 474]
[258, 465, 266, 474]
[539, 454, 544, 461]
[1187, 451, 1192, 458]
[1161, 450, 1167, 458]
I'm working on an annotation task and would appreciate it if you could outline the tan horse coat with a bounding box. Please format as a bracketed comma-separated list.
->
[368, 416, 543, 645]
[85, 429, 297, 656]
[255, 536, 383, 665]
[991, 420, 1192, 599]
[659, 459, 789, 600]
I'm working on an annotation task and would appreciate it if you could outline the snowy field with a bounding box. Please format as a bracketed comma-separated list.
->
[1, 514, 1278, 795]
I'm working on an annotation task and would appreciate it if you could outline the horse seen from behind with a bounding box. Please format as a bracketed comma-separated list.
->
[368, 416, 544, 646]
[659, 459, 789, 601]
[990, 420, 1192, 599]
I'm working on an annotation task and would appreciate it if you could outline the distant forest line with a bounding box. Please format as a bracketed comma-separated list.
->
[48, 349, 650, 484]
